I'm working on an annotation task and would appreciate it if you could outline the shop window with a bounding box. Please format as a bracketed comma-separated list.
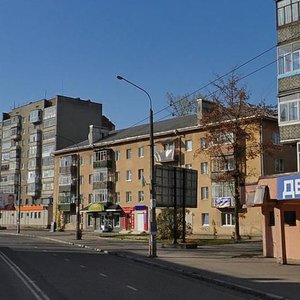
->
[284, 211, 296, 226]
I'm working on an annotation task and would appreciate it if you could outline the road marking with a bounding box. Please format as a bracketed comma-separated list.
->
[64, 258, 70, 262]
[0, 251, 50, 300]
[53, 254, 57, 257]
[80, 265, 86, 268]
[99, 273, 107, 277]
[126, 285, 138, 292]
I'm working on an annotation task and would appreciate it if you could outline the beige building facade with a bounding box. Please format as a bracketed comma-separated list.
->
[53, 112, 296, 237]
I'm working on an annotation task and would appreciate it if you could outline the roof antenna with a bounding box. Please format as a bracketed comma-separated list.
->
[44, 90, 47, 99]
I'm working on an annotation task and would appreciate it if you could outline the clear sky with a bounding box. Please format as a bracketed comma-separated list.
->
[0, 0, 276, 129]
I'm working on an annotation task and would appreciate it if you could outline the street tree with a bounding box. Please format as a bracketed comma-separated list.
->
[167, 92, 203, 116]
[196, 73, 276, 241]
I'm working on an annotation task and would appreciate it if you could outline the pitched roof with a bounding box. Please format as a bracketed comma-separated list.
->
[59, 114, 198, 153]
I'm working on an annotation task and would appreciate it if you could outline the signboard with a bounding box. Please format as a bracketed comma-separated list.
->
[0, 193, 16, 210]
[155, 165, 198, 208]
[277, 174, 300, 200]
[214, 197, 233, 208]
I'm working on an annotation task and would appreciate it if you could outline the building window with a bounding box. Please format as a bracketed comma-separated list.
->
[277, 0, 300, 26]
[279, 100, 300, 123]
[116, 192, 120, 203]
[272, 132, 281, 145]
[138, 147, 144, 158]
[126, 192, 132, 202]
[200, 137, 207, 150]
[211, 156, 234, 173]
[89, 174, 93, 184]
[212, 181, 234, 201]
[96, 150, 108, 161]
[126, 170, 132, 181]
[94, 169, 108, 182]
[275, 158, 284, 172]
[138, 191, 144, 202]
[88, 194, 93, 203]
[185, 164, 192, 169]
[201, 187, 209, 200]
[185, 140, 193, 152]
[278, 42, 300, 77]
[80, 175, 84, 185]
[138, 169, 144, 180]
[200, 162, 208, 174]
[164, 142, 174, 151]
[115, 151, 120, 161]
[202, 213, 209, 226]
[80, 156, 84, 165]
[115, 171, 120, 182]
[221, 212, 235, 226]
[126, 149, 132, 159]
[284, 211, 296, 226]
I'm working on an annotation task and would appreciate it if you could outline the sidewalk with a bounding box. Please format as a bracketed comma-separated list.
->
[5, 229, 300, 300]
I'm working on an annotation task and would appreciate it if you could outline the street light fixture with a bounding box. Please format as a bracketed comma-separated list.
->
[117, 75, 157, 258]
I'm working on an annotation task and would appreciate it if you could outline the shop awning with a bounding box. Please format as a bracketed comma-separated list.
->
[106, 204, 122, 212]
[81, 203, 105, 213]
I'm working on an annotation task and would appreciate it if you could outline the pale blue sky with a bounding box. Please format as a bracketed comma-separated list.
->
[0, 0, 276, 129]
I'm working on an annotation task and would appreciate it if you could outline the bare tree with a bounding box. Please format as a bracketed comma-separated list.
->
[196, 73, 275, 241]
[167, 92, 203, 117]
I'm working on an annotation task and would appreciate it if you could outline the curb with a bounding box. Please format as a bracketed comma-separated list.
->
[1, 232, 289, 300]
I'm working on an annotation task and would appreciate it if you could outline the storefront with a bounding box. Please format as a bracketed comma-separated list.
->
[249, 173, 300, 263]
[83, 203, 122, 232]
[121, 206, 148, 233]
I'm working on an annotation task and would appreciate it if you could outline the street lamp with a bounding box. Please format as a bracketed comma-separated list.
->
[55, 135, 82, 240]
[117, 75, 157, 258]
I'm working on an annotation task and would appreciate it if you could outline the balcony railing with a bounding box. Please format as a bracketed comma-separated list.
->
[59, 165, 77, 176]
[58, 203, 76, 212]
[59, 184, 76, 193]
[93, 181, 114, 190]
[93, 160, 113, 169]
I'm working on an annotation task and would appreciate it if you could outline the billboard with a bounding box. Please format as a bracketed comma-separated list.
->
[0, 193, 16, 210]
[277, 174, 300, 200]
[155, 165, 198, 208]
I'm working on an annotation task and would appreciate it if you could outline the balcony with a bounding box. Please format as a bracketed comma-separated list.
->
[154, 149, 177, 163]
[59, 184, 76, 193]
[10, 128, 21, 141]
[93, 181, 114, 190]
[59, 165, 77, 176]
[93, 160, 113, 169]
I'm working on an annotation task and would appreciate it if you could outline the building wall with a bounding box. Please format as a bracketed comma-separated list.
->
[53, 117, 295, 237]
[0, 96, 105, 210]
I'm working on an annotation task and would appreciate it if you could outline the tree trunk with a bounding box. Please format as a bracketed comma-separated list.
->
[234, 174, 241, 241]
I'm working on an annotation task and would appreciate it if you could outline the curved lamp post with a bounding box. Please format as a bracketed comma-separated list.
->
[117, 75, 157, 258]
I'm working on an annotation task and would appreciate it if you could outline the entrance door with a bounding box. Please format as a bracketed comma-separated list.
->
[136, 213, 144, 232]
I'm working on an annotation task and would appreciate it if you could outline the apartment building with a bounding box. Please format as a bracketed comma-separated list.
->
[0, 95, 114, 225]
[53, 105, 296, 237]
[249, 1, 300, 262]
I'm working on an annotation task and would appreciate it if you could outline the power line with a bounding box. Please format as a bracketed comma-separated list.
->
[129, 44, 277, 128]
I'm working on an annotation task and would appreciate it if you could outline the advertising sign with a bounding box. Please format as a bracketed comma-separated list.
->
[0, 193, 16, 210]
[277, 174, 300, 200]
[155, 165, 198, 208]
[214, 197, 232, 208]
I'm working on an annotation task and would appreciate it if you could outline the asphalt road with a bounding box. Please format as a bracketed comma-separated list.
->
[0, 234, 259, 300]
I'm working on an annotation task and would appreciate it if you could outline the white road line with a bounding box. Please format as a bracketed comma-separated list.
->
[64, 258, 70, 262]
[52, 254, 57, 256]
[126, 285, 138, 292]
[99, 273, 107, 277]
[80, 265, 86, 268]
[0, 251, 50, 300]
